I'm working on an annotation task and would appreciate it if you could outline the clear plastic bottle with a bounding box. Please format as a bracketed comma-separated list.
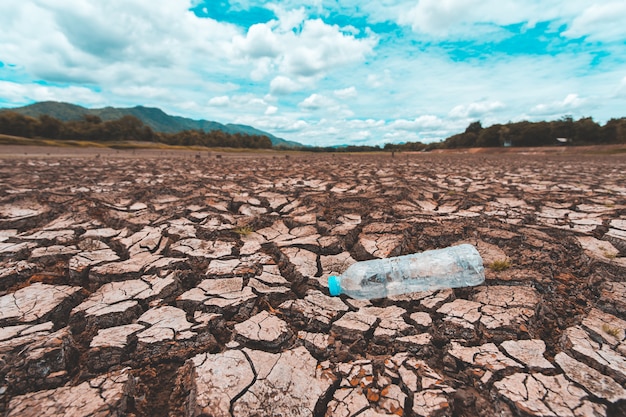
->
[327, 244, 485, 299]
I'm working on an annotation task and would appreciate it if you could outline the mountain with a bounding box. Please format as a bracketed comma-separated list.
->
[2, 101, 303, 148]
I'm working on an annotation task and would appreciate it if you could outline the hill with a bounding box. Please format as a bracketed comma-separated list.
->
[1, 101, 302, 148]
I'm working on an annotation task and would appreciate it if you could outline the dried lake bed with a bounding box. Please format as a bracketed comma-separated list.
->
[1, 146, 625, 416]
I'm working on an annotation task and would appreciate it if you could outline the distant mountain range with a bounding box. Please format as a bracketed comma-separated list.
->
[1, 101, 303, 148]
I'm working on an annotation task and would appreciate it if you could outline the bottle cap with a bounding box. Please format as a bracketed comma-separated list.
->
[328, 275, 341, 296]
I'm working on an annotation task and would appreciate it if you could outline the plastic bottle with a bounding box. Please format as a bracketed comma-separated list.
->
[327, 244, 485, 299]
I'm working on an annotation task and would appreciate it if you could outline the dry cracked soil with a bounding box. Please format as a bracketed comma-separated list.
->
[0, 146, 625, 417]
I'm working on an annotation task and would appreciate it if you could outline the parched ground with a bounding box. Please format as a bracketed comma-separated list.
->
[1, 147, 625, 417]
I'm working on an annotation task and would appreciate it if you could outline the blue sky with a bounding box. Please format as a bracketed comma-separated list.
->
[1, 1, 625, 146]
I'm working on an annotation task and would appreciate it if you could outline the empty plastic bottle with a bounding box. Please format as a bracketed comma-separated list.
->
[328, 243, 484, 299]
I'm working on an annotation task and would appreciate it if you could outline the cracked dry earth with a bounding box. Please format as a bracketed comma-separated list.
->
[1, 149, 626, 417]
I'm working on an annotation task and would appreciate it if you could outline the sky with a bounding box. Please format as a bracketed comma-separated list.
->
[1, 1, 625, 147]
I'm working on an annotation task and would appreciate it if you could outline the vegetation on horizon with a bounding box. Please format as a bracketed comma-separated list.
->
[1, 109, 625, 152]
[0, 112, 273, 149]
[281, 116, 626, 152]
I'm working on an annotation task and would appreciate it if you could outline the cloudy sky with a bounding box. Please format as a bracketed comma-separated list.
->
[1, 1, 625, 146]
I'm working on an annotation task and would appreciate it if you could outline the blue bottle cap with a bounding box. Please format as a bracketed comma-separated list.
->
[328, 275, 341, 296]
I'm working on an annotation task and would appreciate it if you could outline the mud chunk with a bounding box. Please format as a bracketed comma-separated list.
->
[118, 226, 165, 256]
[320, 252, 356, 277]
[495, 372, 606, 417]
[576, 236, 619, 261]
[326, 387, 369, 417]
[561, 325, 626, 383]
[6, 368, 135, 417]
[0, 241, 37, 257]
[0, 283, 83, 326]
[437, 299, 482, 325]
[419, 288, 454, 310]
[281, 247, 319, 277]
[354, 233, 404, 259]
[20, 229, 75, 244]
[170, 238, 235, 259]
[555, 352, 626, 403]
[6, 327, 77, 392]
[184, 349, 255, 417]
[298, 331, 330, 354]
[234, 310, 292, 349]
[178, 277, 256, 313]
[448, 341, 522, 372]
[0, 322, 54, 352]
[386, 353, 454, 416]
[29, 245, 80, 262]
[88, 324, 145, 372]
[234, 347, 334, 416]
[69, 243, 120, 279]
[409, 312, 433, 329]
[599, 281, 626, 315]
[136, 306, 196, 344]
[186, 346, 333, 417]
[413, 390, 453, 417]
[332, 311, 379, 342]
[89, 252, 183, 284]
[500, 339, 554, 370]
[361, 306, 412, 339]
[581, 308, 626, 350]
[473, 285, 538, 331]
[279, 290, 348, 331]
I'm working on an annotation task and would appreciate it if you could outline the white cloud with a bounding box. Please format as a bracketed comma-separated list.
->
[208, 96, 231, 107]
[448, 101, 505, 119]
[529, 94, 586, 116]
[265, 105, 278, 115]
[0, 80, 102, 105]
[231, 12, 376, 80]
[269, 76, 302, 95]
[394, 0, 623, 41]
[334, 86, 358, 99]
[616, 76, 626, 98]
[299, 93, 336, 110]
[562, 2, 626, 41]
[232, 23, 281, 59]
[367, 70, 392, 88]
[390, 115, 444, 131]
[0, 0, 245, 114]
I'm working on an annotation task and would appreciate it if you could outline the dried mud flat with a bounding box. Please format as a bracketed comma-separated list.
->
[1, 147, 626, 417]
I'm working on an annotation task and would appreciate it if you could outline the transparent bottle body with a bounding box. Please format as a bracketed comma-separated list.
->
[336, 244, 484, 299]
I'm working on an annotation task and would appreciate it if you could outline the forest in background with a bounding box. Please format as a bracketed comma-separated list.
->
[1, 110, 625, 151]
[0, 111, 273, 149]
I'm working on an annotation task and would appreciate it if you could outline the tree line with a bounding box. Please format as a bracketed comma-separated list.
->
[0, 111, 273, 149]
[385, 116, 626, 152]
